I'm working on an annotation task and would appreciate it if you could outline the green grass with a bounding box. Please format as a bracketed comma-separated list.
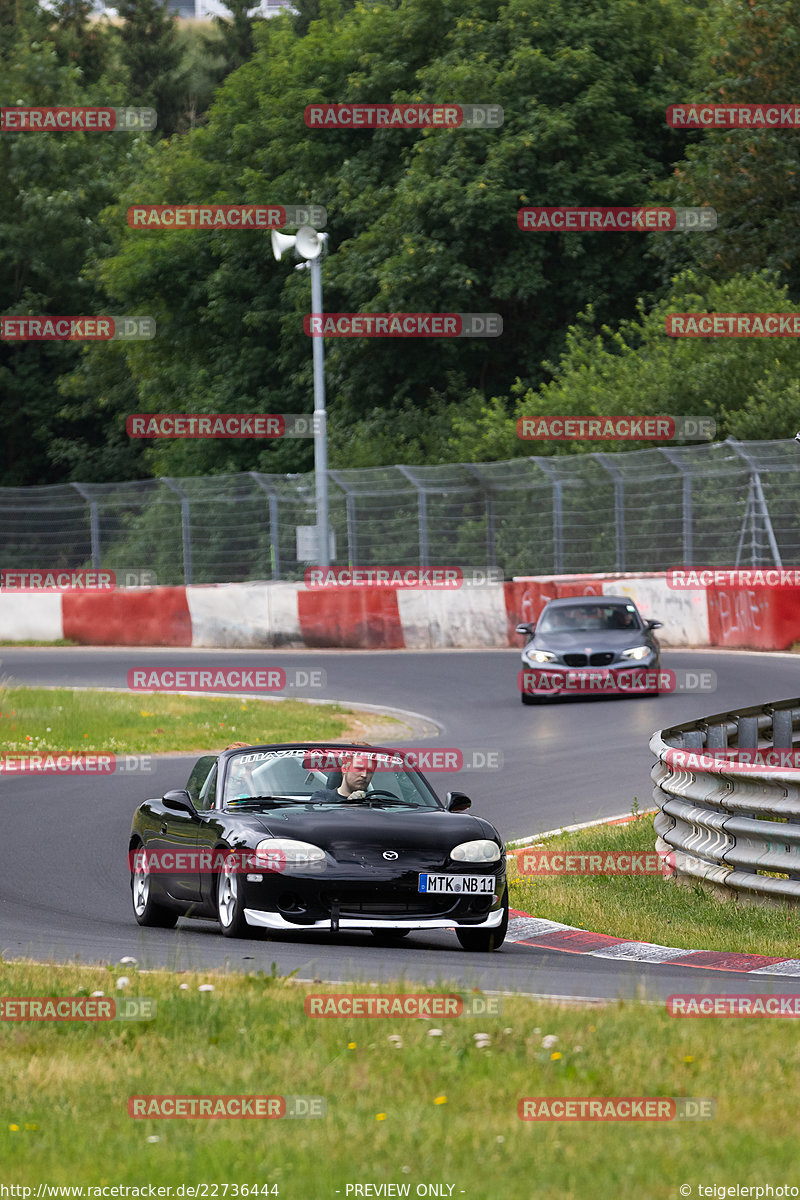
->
[0, 639, 78, 646]
[0, 686, 404, 755]
[508, 812, 800, 959]
[1, 959, 797, 1193]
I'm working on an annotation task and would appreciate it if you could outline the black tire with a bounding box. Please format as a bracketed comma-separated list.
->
[216, 849, 249, 938]
[130, 844, 179, 928]
[520, 691, 538, 705]
[456, 887, 509, 952]
[370, 928, 411, 942]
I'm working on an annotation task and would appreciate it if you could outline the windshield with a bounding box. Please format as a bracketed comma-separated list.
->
[221, 747, 442, 810]
[537, 604, 643, 634]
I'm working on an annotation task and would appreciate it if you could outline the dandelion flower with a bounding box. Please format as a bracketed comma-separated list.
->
[9, 1125, 19, 1132]
[551, 1052, 562, 1061]
[433, 1096, 447, 1106]
[348, 1042, 356, 1049]
[376, 1113, 387, 1121]
[684, 1055, 694, 1064]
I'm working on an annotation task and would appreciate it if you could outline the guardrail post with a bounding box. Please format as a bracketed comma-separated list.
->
[772, 709, 793, 749]
[737, 716, 759, 749]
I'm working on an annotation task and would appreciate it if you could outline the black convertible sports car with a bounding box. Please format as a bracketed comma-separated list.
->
[128, 743, 508, 951]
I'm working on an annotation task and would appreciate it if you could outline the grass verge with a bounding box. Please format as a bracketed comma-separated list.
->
[0, 685, 406, 755]
[508, 811, 800, 959]
[2, 959, 797, 1193]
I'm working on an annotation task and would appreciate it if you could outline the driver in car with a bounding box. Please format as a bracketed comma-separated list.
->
[310, 750, 377, 803]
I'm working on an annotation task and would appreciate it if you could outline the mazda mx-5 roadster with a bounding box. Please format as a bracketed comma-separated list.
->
[128, 742, 508, 951]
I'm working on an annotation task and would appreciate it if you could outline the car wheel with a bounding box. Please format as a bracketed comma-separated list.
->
[456, 887, 508, 952]
[370, 929, 411, 942]
[520, 692, 538, 705]
[130, 844, 178, 928]
[216, 849, 249, 938]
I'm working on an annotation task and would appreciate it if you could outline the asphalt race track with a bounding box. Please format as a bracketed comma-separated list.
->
[2, 644, 799, 1001]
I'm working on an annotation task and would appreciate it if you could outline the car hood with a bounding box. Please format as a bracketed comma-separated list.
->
[245, 806, 501, 853]
[526, 630, 651, 653]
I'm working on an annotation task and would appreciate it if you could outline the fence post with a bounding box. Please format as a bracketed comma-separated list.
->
[396, 466, 428, 566]
[71, 483, 100, 568]
[464, 465, 497, 570]
[329, 472, 357, 566]
[659, 448, 692, 565]
[160, 478, 193, 585]
[249, 472, 281, 581]
[727, 438, 782, 567]
[593, 454, 626, 571]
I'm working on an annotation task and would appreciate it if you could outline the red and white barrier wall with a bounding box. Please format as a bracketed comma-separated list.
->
[0, 572, 798, 650]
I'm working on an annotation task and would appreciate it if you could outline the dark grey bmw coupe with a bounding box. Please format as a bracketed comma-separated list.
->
[516, 595, 663, 704]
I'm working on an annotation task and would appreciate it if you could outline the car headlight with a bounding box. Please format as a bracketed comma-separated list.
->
[450, 839, 501, 863]
[621, 645, 652, 661]
[254, 838, 326, 867]
[524, 649, 558, 664]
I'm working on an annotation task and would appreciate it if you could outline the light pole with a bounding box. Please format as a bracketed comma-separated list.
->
[271, 225, 330, 567]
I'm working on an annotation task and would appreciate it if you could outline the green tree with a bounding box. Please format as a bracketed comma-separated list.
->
[95, 0, 705, 478]
[117, 0, 187, 135]
[444, 269, 800, 463]
[651, 0, 800, 298]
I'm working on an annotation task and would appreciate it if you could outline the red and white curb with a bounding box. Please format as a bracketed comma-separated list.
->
[505, 912, 800, 975]
[506, 809, 800, 976]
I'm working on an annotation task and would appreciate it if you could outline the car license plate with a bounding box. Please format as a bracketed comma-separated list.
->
[418, 873, 494, 894]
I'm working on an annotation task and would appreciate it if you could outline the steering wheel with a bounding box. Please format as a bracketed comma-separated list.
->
[349, 788, 416, 806]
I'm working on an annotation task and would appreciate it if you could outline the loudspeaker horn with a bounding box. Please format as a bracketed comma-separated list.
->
[294, 225, 324, 260]
[271, 230, 297, 261]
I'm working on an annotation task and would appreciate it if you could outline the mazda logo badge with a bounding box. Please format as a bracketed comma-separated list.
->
[382, 850, 398, 860]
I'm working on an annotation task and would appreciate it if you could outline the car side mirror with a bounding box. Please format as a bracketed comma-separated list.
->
[446, 791, 472, 812]
[162, 789, 199, 818]
[516, 622, 535, 636]
[646, 620, 663, 630]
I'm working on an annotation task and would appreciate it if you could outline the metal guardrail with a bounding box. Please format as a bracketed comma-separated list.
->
[650, 697, 800, 904]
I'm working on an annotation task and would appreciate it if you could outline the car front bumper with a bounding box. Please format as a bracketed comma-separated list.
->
[520, 660, 662, 697]
[243, 906, 506, 932]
